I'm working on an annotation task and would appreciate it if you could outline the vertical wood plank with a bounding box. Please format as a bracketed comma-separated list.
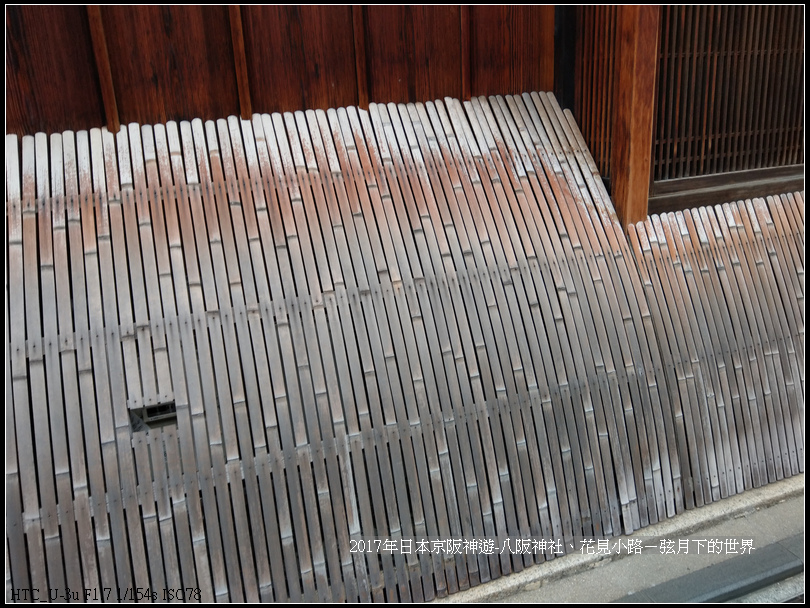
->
[353, 5, 369, 107]
[460, 6, 471, 100]
[535, 6, 556, 93]
[229, 5, 252, 119]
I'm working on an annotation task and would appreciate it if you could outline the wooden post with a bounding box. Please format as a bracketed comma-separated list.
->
[611, 5, 660, 228]
[87, 6, 120, 133]
[229, 5, 252, 119]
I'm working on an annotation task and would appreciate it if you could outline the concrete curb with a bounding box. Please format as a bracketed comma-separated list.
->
[730, 572, 804, 603]
[434, 474, 804, 603]
[614, 532, 804, 602]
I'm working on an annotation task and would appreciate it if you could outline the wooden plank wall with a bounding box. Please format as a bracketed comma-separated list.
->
[5, 92, 804, 602]
[101, 6, 240, 127]
[242, 6, 358, 112]
[6, 6, 105, 136]
[5, 6, 555, 137]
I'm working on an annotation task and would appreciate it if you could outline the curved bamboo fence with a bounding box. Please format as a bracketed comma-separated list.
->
[5, 92, 803, 602]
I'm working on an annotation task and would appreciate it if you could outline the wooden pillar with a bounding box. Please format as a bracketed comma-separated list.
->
[611, 5, 660, 228]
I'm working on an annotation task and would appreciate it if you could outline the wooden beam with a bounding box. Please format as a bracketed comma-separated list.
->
[648, 164, 805, 214]
[87, 5, 120, 133]
[229, 5, 252, 119]
[352, 5, 369, 108]
[611, 5, 660, 228]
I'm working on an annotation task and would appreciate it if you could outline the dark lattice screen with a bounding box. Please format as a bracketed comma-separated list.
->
[653, 5, 804, 181]
[575, 6, 804, 187]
